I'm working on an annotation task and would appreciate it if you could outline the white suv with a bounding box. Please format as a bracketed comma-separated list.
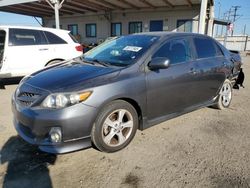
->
[0, 26, 83, 78]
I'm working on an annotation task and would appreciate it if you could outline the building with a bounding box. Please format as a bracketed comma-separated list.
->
[0, 0, 216, 44]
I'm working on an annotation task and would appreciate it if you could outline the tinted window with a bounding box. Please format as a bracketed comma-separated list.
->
[194, 37, 217, 58]
[0, 30, 5, 45]
[69, 33, 79, 43]
[153, 38, 191, 64]
[9, 29, 47, 46]
[0, 30, 5, 63]
[214, 42, 224, 56]
[86, 24, 96, 37]
[44, 31, 67, 44]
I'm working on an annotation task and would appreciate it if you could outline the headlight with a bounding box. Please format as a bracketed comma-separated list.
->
[42, 91, 92, 108]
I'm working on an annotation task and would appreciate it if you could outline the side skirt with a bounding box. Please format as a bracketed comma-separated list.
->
[142, 100, 217, 130]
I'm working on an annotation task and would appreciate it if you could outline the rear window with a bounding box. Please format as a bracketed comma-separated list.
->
[194, 37, 217, 59]
[9, 28, 47, 46]
[43, 31, 67, 44]
[214, 42, 224, 56]
[68, 33, 79, 43]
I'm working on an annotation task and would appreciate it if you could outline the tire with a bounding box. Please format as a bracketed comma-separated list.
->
[91, 100, 138, 153]
[46, 59, 63, 66]
[214, 79, 233, 110]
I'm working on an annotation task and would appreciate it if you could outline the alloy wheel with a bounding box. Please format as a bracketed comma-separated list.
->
[102, 109, 134, 147]
[220, 82, 232, 107]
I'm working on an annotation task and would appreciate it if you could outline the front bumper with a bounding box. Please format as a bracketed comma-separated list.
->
[12, 97, 98, 154]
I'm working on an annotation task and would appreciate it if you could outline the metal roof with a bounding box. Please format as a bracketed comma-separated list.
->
[213, 18, 231, 26]
[0, 0, 213, 18]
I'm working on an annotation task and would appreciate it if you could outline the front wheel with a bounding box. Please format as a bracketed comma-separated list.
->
[91, 100, 138, 153]
[214, 79, 233, 110]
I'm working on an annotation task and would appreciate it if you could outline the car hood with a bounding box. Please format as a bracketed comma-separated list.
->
[24, 59, 122, 92]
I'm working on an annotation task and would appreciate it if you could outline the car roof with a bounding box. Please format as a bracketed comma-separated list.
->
[0, 25, 69, 33]
[133, 31, 211, 38]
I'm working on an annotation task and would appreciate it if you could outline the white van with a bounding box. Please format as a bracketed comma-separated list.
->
[0, 26, 83, 78]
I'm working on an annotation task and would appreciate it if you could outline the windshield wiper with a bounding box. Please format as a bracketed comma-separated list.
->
[81, 57, 109, 67]
[91, 59, 109, 67]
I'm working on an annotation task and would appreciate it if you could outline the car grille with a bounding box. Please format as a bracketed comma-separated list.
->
[16, 84, 46, 107]
[20, 92, 37, 98]
[17, 91, 41, 107]
[18, 100, 33, 107]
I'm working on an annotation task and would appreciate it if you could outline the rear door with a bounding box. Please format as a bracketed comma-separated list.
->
[6, 28, 49, 76]
[43, 31, 72, 60]
[190, 36, 226, 104]
[146, 37, 199, 120]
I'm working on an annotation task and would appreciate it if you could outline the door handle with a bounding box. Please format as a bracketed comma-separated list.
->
[39, 48, 48, 51]
[189, 68, 197, 75]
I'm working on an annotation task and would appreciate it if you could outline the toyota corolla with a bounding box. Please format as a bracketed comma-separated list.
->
[12, 32, 241, 153]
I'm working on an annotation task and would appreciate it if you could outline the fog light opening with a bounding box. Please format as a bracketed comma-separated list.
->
[49, 127, 62, 143]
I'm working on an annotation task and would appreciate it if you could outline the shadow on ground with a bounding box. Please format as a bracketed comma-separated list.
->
[0, 136, 57, 188]
[0, 77, 22, 89]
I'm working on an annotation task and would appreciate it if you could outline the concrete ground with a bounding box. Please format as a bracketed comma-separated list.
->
[0, 57, 249, 188]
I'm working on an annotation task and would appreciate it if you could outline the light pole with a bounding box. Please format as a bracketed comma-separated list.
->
[216, 2, 221, 36]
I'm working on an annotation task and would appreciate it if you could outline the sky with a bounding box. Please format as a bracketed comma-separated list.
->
[214, 0, 250, 35]
[0, 12, 42, 26]
[0, 0, 250, 35]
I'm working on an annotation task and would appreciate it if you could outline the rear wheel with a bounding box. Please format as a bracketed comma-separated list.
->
[214, 79, 232, 110]
[91, 100, 138, 153]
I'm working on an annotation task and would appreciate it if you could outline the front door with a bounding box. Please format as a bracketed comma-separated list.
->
[146, 37, 199, 121]
[150, 20, 163, 32]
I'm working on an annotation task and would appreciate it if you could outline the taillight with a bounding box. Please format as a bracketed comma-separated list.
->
[75, 45, 83, 52]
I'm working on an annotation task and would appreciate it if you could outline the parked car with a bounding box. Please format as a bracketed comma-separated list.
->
[0, 26, 83, 78]
[12, 32, 242, 154]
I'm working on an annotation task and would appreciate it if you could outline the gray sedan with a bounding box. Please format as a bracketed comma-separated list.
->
[12, 32, 241, 153]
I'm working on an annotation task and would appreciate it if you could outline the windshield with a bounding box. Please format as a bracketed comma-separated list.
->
[83, 35, 159, 67]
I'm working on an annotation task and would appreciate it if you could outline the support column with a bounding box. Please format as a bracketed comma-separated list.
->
[54, 0, 60, 29]
[46, 0, 64, 29]
[198, 0, 208, 34]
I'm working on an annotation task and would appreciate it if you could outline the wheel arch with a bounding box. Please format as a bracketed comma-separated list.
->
[97, 97, 144, 131]
[117, 97, 143, 130]
[45, 58, 65, 66]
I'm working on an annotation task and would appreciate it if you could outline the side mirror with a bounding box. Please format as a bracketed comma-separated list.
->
[148, 57, 170, 70]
